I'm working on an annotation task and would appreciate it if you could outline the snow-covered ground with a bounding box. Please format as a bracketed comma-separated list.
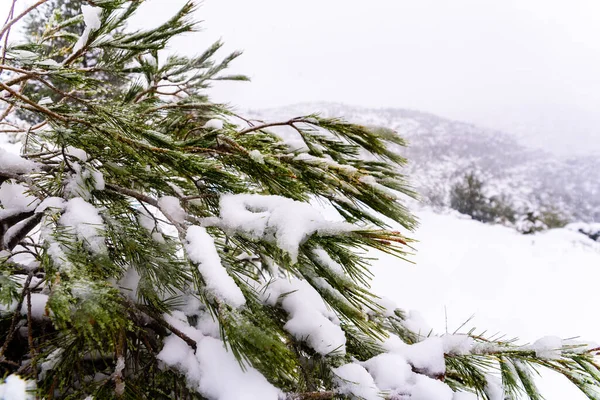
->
[371, 209, 600, 399]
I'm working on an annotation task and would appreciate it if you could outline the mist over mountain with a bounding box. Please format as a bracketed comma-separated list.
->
[248, 103, 600, 223]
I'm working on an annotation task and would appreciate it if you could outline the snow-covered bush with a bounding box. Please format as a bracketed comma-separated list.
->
[566, 222, 600, 242]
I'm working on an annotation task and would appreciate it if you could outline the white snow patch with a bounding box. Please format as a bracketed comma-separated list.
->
[185, 226, 245, 307]
[203, 119, 224, 130]
[137, 210, 165, 244]
[359, 175, 398, 199]
[73, 29, 90, 53]
[411, 374, 453, 400]
[38, 96, 54, 105]
[333, 363, 380, 400]
[158, 196, 186, 224]
[81, 5, 102, 30]
[484, 375, 505, 400]
[20, 293, 49, 319]
[262, 277, 346, 355]
[294, 153, 358, 175]
[0, 149, 39, 174]
[373, 296, 397, 317]
[59, 197, 105, 253]
[157, 312, 280, 400]
[267, 125, 309, 152]
[64, 162, 97, 199]
[119, 266, 141, 300]
[91, 169, 105, 190]
[362, 352, 413, 391]
[528, 336, 563, 360]
[312, 247, 346, 279]
[39, 349, 63, 379]
[248, 149, 265, 164]
[0, 182, 39, 211]
[453, 391, 479, 400]
[72, 5, 101, 53]
[442, 334, 474, 355]
[65, 146, 88, 162]
[35, 197, 66, 213]
[401, 337, 446, 377]
[207, 194, 355, 263]
[0, 375, 35, 400]
[403, 310, 433, 338]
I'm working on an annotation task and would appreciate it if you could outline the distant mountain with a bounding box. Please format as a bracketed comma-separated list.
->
[247, 103, 600, 223]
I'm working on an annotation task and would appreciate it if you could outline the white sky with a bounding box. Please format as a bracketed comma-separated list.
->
[3, 0, 600, 155]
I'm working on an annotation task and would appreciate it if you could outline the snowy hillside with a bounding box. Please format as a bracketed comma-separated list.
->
[248, 103, 600, 223]
[371, 209, 600, 399]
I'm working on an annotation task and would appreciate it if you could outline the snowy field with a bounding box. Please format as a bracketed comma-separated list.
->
[371, 209, 600, 399]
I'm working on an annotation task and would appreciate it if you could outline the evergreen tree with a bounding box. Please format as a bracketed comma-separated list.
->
[1, 1, 599, 399]
[450, 172, 492, 223]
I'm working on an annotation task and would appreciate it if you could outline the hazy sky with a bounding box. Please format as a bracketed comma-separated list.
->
[4, 0, 600, 156]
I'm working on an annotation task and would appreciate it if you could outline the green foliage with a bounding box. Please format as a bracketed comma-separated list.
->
[539, 207, 569, 229]
[449, 172, 497, 223]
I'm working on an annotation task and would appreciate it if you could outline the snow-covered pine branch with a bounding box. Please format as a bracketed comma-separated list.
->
[0, 1, 598, 399]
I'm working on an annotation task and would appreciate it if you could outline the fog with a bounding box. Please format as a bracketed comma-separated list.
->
[4, 0, 600, 155]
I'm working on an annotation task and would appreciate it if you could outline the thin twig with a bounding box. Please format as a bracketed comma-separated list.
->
[236, 118, 317, 136]
[0, 81, 67, 121]
[26, 279, 38, 379]
[0, 0, 17, 68]
[0, 0, 50, 43]
[0, 273, 33, 360]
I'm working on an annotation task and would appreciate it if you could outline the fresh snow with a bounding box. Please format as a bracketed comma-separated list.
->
[203, 119, 224, 130]
[73, 5, 102, 53]
[0, 182, 38, 211]
[35, 197, 66, 213]
[311, 247, 347, 279]
[81, 5, 102, 31]
[157, 312, 280, 400]
[333, 363, 380, 400]
[369, 209, 600, 399]
[39, 349, 63, 379]
[0, 375, 34, 400]
[357, 337, 456, 398]
[185, 226, 245, 307]
[0, 148, 39, 174]
[527, 336, 563, 360]
[2, 110, 599, 399]
[59, 197, 106, 253]
[359, 175, 398, 200]
[248, 149, 265, 164]
[65, 146, 88, 162]
[293, 153, 358, 175]
[205, 194, 354, 263]
[158, 195, 186, 224]
[20, 293, 49, 319]
[453, 392, 479, 400]
[262, 276, 346, 355]
[63, 162, 103, 199]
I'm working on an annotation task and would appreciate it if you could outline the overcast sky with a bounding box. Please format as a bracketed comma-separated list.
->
[4, 0, 600, 156]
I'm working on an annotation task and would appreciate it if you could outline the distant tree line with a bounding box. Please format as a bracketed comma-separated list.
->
[449, 172, 569, 234]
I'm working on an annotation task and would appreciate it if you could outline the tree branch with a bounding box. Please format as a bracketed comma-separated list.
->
[237, 118, 317, 136]
[4, 212, 44, 251]
[0, 0, 50, 44]
[0, 273, 33, 360]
